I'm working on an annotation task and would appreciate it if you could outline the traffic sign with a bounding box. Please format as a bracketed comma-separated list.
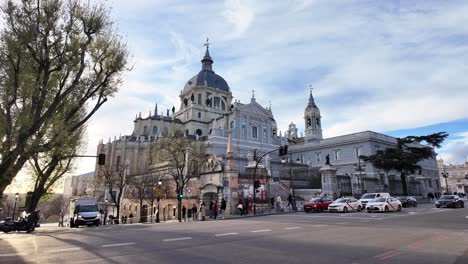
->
[187, 187, 192, 194]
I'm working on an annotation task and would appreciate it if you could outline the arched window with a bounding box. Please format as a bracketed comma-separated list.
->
[152, 126, 158, 135]
[198, 94, 202, 104]
[143, 126, 148, 135]
[116, 155, 121, 169]
[214, 97, 220, 108]
[196, 129, 202, 136]
[221, 101, 226, 111]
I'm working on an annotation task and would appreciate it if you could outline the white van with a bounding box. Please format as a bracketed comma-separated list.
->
[359, 193, 390, 207]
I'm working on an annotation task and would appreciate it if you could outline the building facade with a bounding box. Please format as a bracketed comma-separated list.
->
[93, 44, 440, 222]
[437, 159, 468, 194]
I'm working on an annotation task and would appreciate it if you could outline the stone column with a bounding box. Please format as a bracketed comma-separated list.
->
[320, 165, 338, 199]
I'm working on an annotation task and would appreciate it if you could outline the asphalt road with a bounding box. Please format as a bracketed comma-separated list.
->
[1, 204, 467, 264]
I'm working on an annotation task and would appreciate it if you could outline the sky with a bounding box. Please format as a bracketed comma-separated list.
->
[14, 0, 468, 188]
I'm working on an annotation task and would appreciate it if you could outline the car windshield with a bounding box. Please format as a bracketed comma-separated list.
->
[334, 199, 347, 203]
[439, 196, 454, 200]
[373, 198, 386, 202]
[361, 194, 376, 199]
[78, 205, 98, 212]
[309, 198, 322, 202]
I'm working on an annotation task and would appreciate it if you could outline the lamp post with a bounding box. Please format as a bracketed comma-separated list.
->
[441, 171, 449, 194]
[354, 160, 366, 194]
[156, 180, 162, 223]
[104, 199, 108, 225]
[12, 192, 19, 220]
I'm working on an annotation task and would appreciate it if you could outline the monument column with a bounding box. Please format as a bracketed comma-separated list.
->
[224, 132, 239, 215]
[320, 156, 338, 199]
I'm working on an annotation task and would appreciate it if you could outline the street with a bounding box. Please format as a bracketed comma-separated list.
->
[1, 204, 467, 264]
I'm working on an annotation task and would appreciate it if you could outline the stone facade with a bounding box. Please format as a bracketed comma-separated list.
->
[437, 159, 468, 194]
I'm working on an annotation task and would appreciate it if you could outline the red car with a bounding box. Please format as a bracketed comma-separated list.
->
[304, 197, 334, 212]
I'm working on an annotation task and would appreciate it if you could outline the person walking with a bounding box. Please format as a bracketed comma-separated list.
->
[287, 193, 293, 207]
[209, 200, 214, 219]
[182, 205, 187, 222]
[192, 203, 198, 221]
[220, 198, 227, 219]
[200, 203, 206, 221]
[212, 200, 218, 220]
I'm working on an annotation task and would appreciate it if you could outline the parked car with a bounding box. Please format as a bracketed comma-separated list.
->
[366, 197, 402, 213]
[435, 195, 464, 208]
[304, 197, 334, 212]
[328, 198, 363, 213]
[359, 193, 390, 208]
[397, 196, 418, 207]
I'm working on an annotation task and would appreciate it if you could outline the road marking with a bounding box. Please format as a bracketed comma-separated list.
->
[407, 242, 425, 249]
[101, 242, 136, 248]
[46, 247, 81, 253]
[408, 212, 416, 214]
[163, 237, 192, 242]
[465, 216, 468, 219]
[284, 227, 302, 230]
[374, 251, 402, 260]
[0, 253, 26, 257]
[215, 232, 239, 237]
[304, 215, 384, 220]
[431, 235, 449, 241]
[251, 229, 272, 233]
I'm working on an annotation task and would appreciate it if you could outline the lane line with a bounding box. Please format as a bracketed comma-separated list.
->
[215, 232, 239, 237]
[374, 251, 397, 259]
[0, 253, 26, 257]
[163, 237, 192, 242]
[284, 227, 302, 230]
[46, 247, 81, 253]
[101, 242, 136, 248]
[251, 229, 272, 233]
[378, 252, 402, 260]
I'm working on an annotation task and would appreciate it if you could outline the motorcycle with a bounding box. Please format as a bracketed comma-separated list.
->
[0, 211, 40, 234]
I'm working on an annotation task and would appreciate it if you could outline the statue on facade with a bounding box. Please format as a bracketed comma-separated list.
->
[325, 154, 331, 165]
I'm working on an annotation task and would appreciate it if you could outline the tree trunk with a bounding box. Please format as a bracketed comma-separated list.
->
[139, 198, 144, 223]
[400, 171, 408, 196]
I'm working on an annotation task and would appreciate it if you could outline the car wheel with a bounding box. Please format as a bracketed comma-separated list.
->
[461, 202, 464, 208]
[414, 202, 417, 207]
[318, 207, 323, 213]
[357, 206, 362, 212]
[384, 206, 389, 213]
[397, 205, 402, 212]
[343, 207, 348, 213]
[436, 205, 440, 208]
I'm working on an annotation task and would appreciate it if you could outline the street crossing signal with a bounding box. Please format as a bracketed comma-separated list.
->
[178, 192, 183, 200]
[279, 145, 288, 156]
[98, 154, 106, 165]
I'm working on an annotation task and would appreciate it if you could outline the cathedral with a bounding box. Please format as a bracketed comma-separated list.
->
[94, 43, 440, 221]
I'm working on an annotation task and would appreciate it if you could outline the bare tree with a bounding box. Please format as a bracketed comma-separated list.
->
[152, 130, 206, 222]
[39, 194, 69, 226]
[143, 172, 161, 223]
[99, 163, 128, 222]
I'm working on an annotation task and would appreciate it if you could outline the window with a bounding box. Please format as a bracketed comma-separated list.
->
[315, 153, 321, 163]
[196, 129, 202, 136]
[242, 126, 246, 136]
[334, 150, 341, 160]
[355, 147, 361, 158]
[214, 97, 220, 108]
[263, 129, 267, 141]
[221, 101, 226, 111]
[457, 179, 462, 183]
[198, 94, 202, 105]
[152, 126, 158, 135]
[230, 121, 235, 129]
[135, 205, 138, 213]
[198, 112, 201, 118]
[252, 126, 258, 139]
[143, 126, 148, 135]
[116, 156, 121, 170]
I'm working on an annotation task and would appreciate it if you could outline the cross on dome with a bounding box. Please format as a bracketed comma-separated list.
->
[204, 37, 210, 49]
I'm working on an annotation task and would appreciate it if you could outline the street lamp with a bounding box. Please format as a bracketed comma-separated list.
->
[156, 180, 162, 223]
[441, 171, 449, 194]
[12, 192, 19, 220]
[354, 160, 366, 194]
[104, 199, 108, 225]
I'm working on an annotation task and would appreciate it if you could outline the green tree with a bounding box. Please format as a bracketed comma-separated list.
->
[0, 0, 129, 197]
[361, 132, 448, 196]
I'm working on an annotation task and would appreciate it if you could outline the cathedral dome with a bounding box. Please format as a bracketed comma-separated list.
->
[183, 46, 230, 93]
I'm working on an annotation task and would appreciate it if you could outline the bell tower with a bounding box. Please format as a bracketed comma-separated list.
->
[304, 86, 323, 142]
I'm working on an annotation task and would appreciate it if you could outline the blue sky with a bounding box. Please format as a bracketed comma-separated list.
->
[74, 0, 468, 175]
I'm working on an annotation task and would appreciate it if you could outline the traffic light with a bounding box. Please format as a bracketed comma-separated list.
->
[279, 145, 288, 156]
[98, 154, 106, 165]
[178, 192, 183, 200]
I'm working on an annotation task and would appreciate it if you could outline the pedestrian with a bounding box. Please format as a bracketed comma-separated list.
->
[70, 217, 75, 228]
[287, 193, 293, 207]
[129, 213, 133, 224]
[182, 205, 187, 222]
[212, 200, 218, 220]
[243, 198, 249, 215]
[200, 203, 206, 221]
[220, 198, 227, 219]
[209, 200, 214, 219]
[187, 206, 192, 221]
[270, 197, 275, 209]
[247, 202, 253, 215]
[192, 203, 198, 221]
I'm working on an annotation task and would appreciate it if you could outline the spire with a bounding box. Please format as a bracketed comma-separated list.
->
[154, 103, 158, 116]
[201, 38, 213, 72]
[308, 85, 317, 108]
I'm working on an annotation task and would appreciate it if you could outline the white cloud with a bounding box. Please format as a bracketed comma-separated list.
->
[438, 132, 468, 165]
[223, 0, 255, 39]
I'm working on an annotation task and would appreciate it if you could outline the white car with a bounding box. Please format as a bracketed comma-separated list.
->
[366, 197, 402, 213]
[328, 198, 363, 213]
